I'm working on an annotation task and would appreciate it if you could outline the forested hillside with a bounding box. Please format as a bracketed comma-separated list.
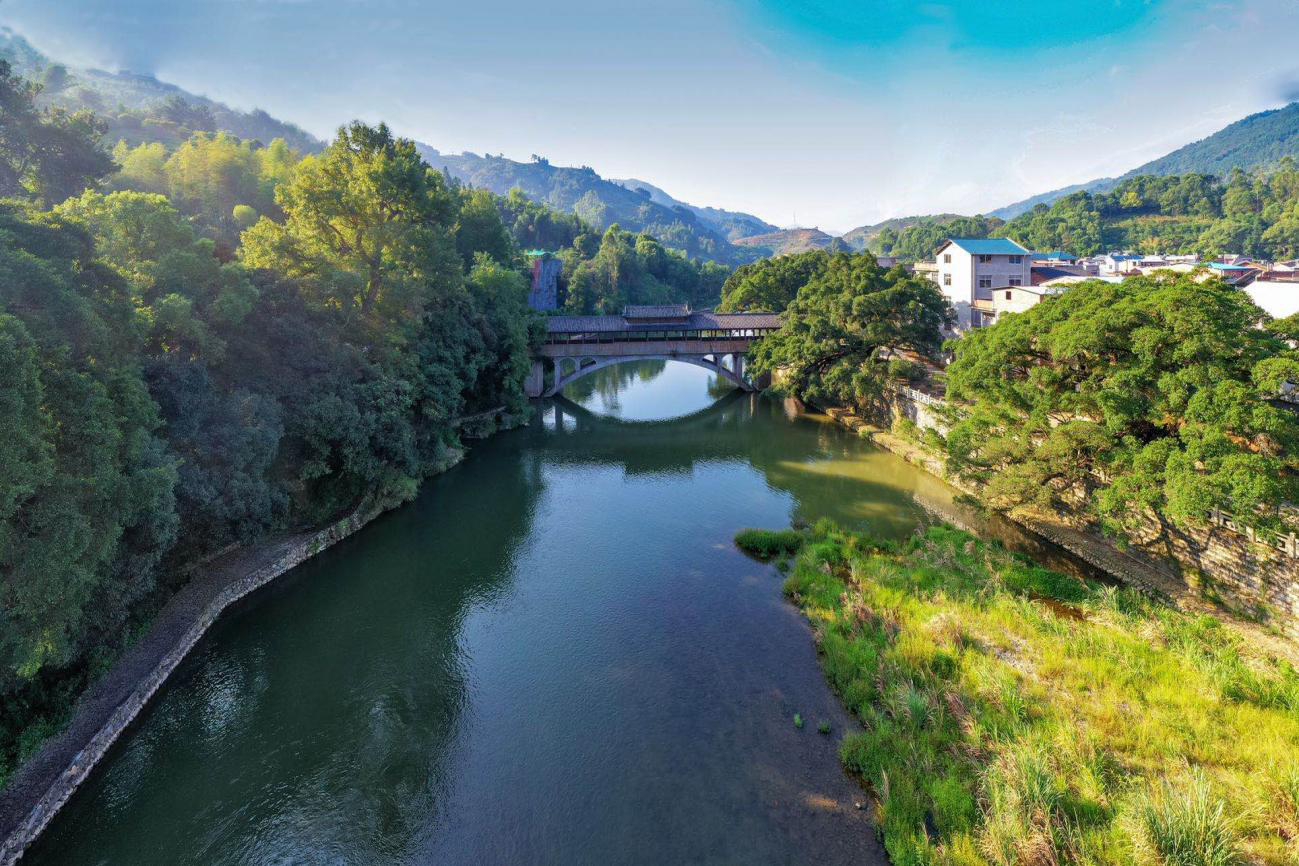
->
[0, 28, 750, 270]
[0, 28, 320, 153]
[419, 147, 755, 264]
[0, 51, 720, 788]
[866, 165, 1299, 261]
[610, 177, 777, 240]
[993, 101, 1299, 218]
[839, 213, 965, 250]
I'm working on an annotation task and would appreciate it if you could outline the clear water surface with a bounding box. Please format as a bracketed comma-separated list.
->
[34, 361, 1008, 865]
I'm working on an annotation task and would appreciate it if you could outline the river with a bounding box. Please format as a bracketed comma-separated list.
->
[32, 360, 993, 865]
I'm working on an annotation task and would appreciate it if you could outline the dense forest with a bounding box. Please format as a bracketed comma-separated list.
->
[868, 164, 1299, 262]
[0, 54, 661, 784]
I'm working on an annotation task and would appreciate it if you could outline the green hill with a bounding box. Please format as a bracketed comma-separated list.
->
[992, 102, 1299, 218]
[1, 28, 320, 152]
[840, 213, 966, 250]
[609, 177, 778, 241]
[419, 148, 756, 264]
[2, 27, 755, 266]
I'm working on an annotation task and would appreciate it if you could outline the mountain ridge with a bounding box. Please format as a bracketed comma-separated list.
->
[990, 101, 1299, 218]
[0, 27, 758, 265]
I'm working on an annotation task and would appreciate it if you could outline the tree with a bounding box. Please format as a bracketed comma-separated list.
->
[240, 122, 460, 335]
[718, 249, 830, 312]
[0, 60, 115, 204]
[944, 274, 1299, 537]
[454, 187, 516, 270]
[0, 205, 177, 679]
[1222, 167, 1259, 217]
[748, 253, 952, 411]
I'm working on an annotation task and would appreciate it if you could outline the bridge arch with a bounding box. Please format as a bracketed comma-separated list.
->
[545, 354, 752, 398]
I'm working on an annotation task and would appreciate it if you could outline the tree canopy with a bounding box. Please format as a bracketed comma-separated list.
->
[749, 252, 953, 411]
[943, 273, 1299, 536]
[0, 59, 114, 205]
[0, 81, 545, 781]
[717, 249, 831, 312]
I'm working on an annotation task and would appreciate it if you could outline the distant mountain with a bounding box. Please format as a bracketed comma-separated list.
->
[732, 227, 843, 256]
[609, 178, 778, 241]
[1, 28, 321, 153]
[991, 102, 1299, 219]
[417, 147, 755, 263]
[2, 28, 758, 265]
[840, 214, 965, 250]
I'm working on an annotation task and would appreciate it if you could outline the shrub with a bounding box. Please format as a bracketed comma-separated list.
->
[734, 528, 803, 559]
[1135, 773, 1242, 866]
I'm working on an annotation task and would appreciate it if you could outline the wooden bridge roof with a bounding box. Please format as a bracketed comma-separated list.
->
[545, 311, 781, 334]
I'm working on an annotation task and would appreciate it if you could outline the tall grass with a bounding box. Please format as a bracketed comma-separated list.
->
[1134, 772, 1242, 866]
[769, 522, 1299, 865]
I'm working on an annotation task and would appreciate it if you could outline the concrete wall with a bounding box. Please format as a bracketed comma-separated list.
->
[935, 246, 974, 330]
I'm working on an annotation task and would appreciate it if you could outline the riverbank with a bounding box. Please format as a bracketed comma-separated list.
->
[0, 441, 471, 865]
[767, 521, 1299, 864]
[816, 402, 1299, 666]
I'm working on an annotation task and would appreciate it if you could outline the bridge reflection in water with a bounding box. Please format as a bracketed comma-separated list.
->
[527, 304, 780, 397]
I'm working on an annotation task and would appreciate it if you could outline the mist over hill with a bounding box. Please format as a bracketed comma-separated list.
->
[1, 28, 320, 152]
[0, 27, 758, 266]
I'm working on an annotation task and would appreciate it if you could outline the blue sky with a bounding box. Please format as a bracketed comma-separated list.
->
[4, 0, 1299, 232]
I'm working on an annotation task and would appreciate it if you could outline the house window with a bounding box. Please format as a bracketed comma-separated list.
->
[1009, 278, 1022, 286]
[1008, 255, 1023, 264]
[978, 277, 992, 289]
[943, 274, 952, 286]
[943, 253, 951, 263]
[977, 254, 993, 263]
[1005, 290, 1013, 300]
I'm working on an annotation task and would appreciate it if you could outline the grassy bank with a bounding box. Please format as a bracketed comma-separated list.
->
[746, 521, 1299, 865]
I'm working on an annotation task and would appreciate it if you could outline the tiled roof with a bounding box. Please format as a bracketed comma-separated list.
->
[942, 238, 1031, 256]
[547, 311, 781, 334]
[1031, 265, 1080, 284]
[623, 304, 690, 318]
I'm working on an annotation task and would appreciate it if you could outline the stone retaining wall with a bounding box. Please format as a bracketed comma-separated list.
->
[883, 388, 1299, 637]
[0, 503, 388, 864]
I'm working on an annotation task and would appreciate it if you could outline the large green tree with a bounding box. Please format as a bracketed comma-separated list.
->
[240, 121, 461, 335]
[0, 60, 114, 205]
[749, 252, 952, 410]
[944, 273, 1299, 536]
[717, 249, 830, 312]
[0, 206, 177, 680]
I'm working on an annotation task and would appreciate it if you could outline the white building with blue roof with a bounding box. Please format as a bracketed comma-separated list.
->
[932, 238, 1033, 330]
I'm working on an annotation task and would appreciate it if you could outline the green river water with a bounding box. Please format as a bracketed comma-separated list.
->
[32, 361, 1039, 865]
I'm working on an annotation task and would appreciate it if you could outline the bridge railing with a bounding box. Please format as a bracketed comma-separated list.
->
[543, 327, 778, 345]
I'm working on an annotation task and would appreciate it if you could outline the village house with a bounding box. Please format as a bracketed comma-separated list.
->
[1243, 270, 1299, 320]
[930, 238, 1033, 329]
[970, 284, 1061, 327]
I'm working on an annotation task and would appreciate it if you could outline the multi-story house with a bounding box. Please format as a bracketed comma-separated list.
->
[931, 238, 1033, 329]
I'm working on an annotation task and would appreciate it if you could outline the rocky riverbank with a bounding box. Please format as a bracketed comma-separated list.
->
[816, 402, 1299, 665]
